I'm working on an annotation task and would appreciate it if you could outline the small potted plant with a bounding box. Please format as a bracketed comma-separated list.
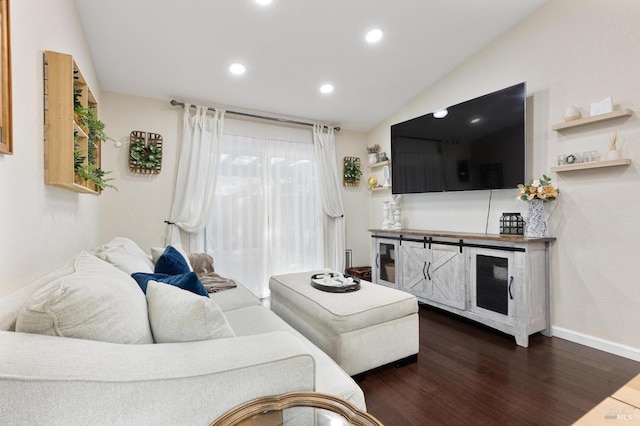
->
[608, 132, 620, 160]
[367, 144, 380, 165]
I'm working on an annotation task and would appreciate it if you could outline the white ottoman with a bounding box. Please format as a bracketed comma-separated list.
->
[269, 271, 419, 376]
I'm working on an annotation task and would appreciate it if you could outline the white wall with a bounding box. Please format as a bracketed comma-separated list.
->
[335, 130, 370, 268]
[0, 0, 102, 297]
[367, 0, 640, 359]
[100, 91, 370, 268]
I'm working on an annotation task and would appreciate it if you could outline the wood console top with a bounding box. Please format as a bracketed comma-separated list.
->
[369, 228, 556, 244]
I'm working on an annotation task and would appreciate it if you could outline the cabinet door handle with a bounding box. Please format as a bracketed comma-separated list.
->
[422, 261, 427, 279]
[376, 253, 379, 268]
[508, 276, 514, 300]
[426, 262, 431, 281]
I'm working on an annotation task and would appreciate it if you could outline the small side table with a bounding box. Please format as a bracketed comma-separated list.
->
[210, 391, 383, 426]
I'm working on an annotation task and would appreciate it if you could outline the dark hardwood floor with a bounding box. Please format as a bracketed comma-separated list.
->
[358, 304, 640, 425]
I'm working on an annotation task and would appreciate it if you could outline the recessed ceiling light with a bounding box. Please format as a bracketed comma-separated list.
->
[365, 28, 383, 44]
[255, 0, 272, 5]
[229, 63, 246, 75]
[433, 109, 448, 119]
[471, 118, 481, 124]
[320, 84, 334, 94]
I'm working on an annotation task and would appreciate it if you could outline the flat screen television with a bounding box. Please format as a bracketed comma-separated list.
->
[391, 82, 526, 194]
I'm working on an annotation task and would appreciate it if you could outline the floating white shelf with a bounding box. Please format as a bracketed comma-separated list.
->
[550, 158, 631, 173]
[369, 160, 389, 169]
[370, 186, 390, 192]
[551, 108, 633, 131]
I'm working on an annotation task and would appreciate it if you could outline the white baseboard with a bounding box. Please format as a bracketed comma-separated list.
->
[552, 326, 640, 362]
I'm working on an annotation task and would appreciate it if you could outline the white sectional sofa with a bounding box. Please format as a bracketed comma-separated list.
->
[0, 238, 365, 425]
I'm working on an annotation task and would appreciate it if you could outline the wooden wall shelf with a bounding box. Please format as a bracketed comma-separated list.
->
[369, 160, 389, 169]
[44, 51, 101, 194]
[550, 158, 631, 173]
[370, 186, 390, 192]
[551, 108, 632, 131]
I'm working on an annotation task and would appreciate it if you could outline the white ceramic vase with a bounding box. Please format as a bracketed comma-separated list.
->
[607, 150, 620, 160]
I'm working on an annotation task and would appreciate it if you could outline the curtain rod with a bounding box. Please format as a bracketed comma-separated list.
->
[169, 100, 340, 132]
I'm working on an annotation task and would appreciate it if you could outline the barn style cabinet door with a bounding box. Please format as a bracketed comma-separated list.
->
[400, 241, 466, 309]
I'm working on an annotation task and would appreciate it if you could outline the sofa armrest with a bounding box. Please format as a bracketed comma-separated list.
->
[0, 331, 316, 425]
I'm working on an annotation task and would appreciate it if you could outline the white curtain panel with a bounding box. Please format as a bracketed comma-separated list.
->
[313, 125, 346, 273]
[166, 106, 225, 252]
[206, 134, 323, 298]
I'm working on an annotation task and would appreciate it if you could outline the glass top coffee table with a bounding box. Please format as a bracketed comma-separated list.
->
[210, 391, 383, 426]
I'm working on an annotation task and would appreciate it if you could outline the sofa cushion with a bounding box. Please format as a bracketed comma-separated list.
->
[210, 284, 262, 312]
[15, 253, 153, 344]
[131, 272, 209, 297]
[94, 237, 154, 275]
[153, 245, 192, 275]
[146, 280, 235, 343]
[225, 305, 366, 410]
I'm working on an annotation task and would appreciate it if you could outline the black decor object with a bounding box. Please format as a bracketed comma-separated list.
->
[500, 212, 524, 235]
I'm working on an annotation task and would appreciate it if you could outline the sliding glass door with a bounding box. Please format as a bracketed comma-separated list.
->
[206, 134, 323, 298]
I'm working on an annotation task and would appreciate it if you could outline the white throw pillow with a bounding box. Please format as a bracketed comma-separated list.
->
[150, 245, 194, 272]
[146, 280, 235, 343]
[16, 253, 153, 344]
[95, 237, 154, 274]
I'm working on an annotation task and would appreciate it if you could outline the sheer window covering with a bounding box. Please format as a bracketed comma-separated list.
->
[166, 106, 225, 252]
[206, 134, 323, 298]
[313, 125, 346, 273]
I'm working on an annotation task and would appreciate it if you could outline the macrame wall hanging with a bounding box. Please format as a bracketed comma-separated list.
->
[129, 130, 162, 174]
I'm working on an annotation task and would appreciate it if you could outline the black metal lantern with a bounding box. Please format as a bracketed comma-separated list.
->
[500, 212, 524, 235]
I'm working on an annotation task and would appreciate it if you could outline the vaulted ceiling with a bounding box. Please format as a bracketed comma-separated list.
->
[75, 0, 549, 132]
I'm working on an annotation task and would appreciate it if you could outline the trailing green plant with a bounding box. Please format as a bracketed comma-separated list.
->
[73, 131, 84, 171]
[73, 82, 83, 110]
[343, 158, 362, 184]
[74, 105, 115, 145]
[76, 163, 117, 192]
[73, 104, 117, 190]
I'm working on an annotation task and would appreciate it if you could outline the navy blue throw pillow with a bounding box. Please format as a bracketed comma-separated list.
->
[154, 246, 191, 275]
[131, 272, 209, 298]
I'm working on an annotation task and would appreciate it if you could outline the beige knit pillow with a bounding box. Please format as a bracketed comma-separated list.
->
[95, 237, 155, 275]
[146, 280, 235, 343]
[16, 253, 153, 344]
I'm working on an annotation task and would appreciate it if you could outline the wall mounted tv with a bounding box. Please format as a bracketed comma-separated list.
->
[391, 82, 526, 195]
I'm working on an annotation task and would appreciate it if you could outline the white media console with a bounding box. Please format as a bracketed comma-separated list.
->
[370, 229, 554, 347]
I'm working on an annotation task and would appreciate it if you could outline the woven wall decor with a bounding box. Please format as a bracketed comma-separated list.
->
[129, 131, 162, 174]
[343, 156, 361, 187]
